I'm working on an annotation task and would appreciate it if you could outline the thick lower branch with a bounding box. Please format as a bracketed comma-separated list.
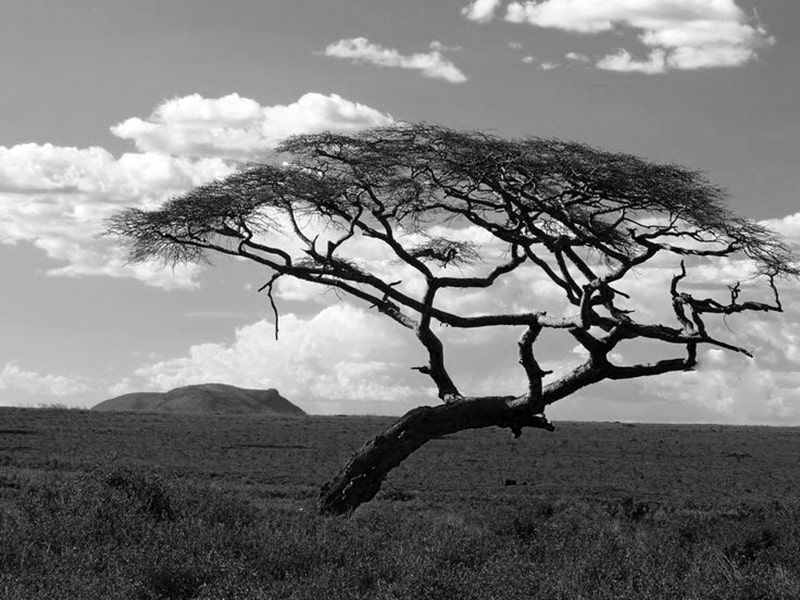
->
[318, 395, 554, 515]
[320, 335, 702, 517]
[319, 358, 614, 515]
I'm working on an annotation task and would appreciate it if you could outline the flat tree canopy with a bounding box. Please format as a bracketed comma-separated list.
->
[108, 123, 798, 515]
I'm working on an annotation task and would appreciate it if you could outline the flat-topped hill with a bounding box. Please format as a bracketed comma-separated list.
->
[92, 383, 305, 416]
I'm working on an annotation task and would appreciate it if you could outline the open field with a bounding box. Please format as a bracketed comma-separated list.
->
[2, 408, 800, 598]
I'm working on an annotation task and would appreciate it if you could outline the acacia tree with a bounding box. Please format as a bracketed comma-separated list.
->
[108, 124, 797, 515]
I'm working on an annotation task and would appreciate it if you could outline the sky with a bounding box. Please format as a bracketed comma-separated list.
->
[1, 0, 799, 423]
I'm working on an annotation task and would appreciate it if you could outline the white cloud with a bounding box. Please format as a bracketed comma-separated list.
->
[124, 304, 433, 415]
[462, 0, 504, 22]
[0, 144, 229, 288]
[487, 0, 773, 72]
[761, 213, 800, 245]
[642, 354, 800, 424]
[540, 61, 559, 70]
[597, 48, 667, 74]
[1, 92, 392, 288]
[0, 144, 227, 202]
[429, 40, 461, 53]
[324, 37, 468, 84]
[0, 362, 89, 400]
[505, 0, 742, 33]
[565, 51, 590, 62]
[111, 92, 393, 159]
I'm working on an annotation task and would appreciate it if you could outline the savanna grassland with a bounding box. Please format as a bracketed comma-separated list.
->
[2, 408, 800, 599]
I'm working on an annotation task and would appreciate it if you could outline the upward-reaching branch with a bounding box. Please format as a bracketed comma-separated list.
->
[414, 284, 461, 402]
[517, 323, 551, 414]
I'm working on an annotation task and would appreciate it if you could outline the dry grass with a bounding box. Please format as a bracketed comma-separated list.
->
[1, 408, 800, 599]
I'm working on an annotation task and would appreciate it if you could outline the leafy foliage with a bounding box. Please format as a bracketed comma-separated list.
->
[110, 124, 797, 277]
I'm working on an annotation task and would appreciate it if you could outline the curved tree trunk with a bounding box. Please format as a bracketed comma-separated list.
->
[318, 395, 555, 515]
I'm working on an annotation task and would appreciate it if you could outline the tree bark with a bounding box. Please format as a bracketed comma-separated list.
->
[318, 395, 555, 515]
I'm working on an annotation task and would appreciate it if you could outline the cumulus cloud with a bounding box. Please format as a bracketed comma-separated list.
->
[324, 37, 468, 83]
[597, 48, 668, 74]
[429, 40, 462, 53]
[641, 352, 800, 424]
[122, 304, 434, 415]
[111, 92, 393, 159]
[565, 51, 590, 62]
[1, 92, 392, 288]
[0, 143, 229, 287]
[761, 212, 800, 246]
[462, 0, 503, 23]
[0, 362, 89, 400]
[470, 0, 773, 73]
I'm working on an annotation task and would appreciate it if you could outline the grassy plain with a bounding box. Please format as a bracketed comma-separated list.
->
[2, 407, 800, 599]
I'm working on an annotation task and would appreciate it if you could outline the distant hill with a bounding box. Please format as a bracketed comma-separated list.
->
[93, 383, 306, 416]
